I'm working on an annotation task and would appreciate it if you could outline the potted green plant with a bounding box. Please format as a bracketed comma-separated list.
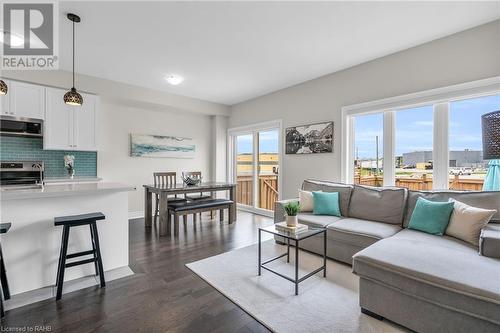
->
[284, 201, 301, 227]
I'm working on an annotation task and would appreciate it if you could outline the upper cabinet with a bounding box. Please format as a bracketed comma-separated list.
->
[1, 79, 98, 151]
[44, 87, 98, 151]
[1, 80, 45, 119]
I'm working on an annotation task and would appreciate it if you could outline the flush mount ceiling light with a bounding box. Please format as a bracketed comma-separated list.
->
[63, 13, 83, 106]
[165, 74, 184, 86]
[0, 80, 7, 95]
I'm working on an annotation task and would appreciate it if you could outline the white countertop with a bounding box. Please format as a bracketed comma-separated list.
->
[0, 182, 136, 200]
[44, 176, 103, 184]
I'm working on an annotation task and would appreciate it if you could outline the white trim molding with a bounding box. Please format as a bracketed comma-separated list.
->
[433, 102, 450, 189]
[342, 77, 500, 116]
[341, 76, 500, 186]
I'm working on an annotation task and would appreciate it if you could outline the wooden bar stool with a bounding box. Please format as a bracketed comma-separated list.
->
[54, 213, 106, 301]
[0, 223, 11, 318]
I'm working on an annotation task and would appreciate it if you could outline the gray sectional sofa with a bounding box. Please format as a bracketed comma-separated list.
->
[274, 179, 500, 333]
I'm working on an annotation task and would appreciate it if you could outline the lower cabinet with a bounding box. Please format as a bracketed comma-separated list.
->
[44, 87, 98, 151]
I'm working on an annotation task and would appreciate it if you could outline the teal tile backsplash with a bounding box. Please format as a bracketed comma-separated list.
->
[0, 136, 97, 178]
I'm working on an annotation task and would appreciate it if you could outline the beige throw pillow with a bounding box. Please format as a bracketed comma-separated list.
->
[446, 199, 497, 246]
[299, 189, 319, 212]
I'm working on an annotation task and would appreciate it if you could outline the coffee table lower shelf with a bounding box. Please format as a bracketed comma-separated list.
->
[258, 225, 327, 295]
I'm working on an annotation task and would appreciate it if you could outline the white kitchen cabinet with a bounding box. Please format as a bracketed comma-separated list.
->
[44, 88, 73, 150]
[2, 80, 45, 119]
[73, 93, 98, 151]
[44, 87, 98, 151]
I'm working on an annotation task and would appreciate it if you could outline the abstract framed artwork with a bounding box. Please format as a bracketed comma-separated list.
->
[285, 121, 333, 154]
[130, 134, 196, 158]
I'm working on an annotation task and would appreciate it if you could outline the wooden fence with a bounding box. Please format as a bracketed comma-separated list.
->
[236, 175, 278, 210]
[354, 174, 485, 191]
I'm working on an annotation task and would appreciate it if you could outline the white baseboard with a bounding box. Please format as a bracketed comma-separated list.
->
[5, 266, 134, 311]
[128, 211, 144, 219]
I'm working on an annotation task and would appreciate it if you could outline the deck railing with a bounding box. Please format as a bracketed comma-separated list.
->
[236, 175, 278, 210]
[354, 174, 485, 191]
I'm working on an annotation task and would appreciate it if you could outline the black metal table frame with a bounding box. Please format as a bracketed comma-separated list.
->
[258, 227, 327, 295]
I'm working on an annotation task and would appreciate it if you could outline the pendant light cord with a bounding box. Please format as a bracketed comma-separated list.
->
[72, 19, 75, 89]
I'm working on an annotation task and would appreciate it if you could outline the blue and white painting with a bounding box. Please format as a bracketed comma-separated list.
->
[130, 134, 195, 158]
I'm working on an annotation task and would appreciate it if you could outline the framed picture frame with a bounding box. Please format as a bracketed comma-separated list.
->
[285, 121, 333, 154]
[130, 134, 196, 158]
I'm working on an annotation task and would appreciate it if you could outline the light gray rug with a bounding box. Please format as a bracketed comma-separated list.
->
[186, 241, 407, 333]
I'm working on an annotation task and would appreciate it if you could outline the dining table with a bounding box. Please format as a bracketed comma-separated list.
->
[143, 181, 237, 236]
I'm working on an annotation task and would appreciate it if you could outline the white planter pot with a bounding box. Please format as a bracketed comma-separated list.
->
[286, 215, 298, 227]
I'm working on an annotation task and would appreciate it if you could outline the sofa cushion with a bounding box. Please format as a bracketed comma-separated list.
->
[408, 197, 454, 236]
[404, 190, 500, 227]
[297, 212, 342, 228]
[327, 218, 402, 249]
[480, 225, 500, 259]
[312, 191, 341, 216]
[447, 199, 497, 246]
[353, 229, 500, 324]
[348, 185, 407, 225]
[298, 189, 316, 212]
[302, 180, 353, 216]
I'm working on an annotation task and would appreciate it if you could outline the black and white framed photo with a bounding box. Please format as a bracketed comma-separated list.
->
[285, 121, 333, 154]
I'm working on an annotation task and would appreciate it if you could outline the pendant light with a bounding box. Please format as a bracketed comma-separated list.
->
[0, 80, 7, 95]
[63, 13, 83, 106]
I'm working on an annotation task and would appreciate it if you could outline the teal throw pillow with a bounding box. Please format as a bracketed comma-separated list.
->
[408, 197, 454, 236]
[312, 191, 341, 217]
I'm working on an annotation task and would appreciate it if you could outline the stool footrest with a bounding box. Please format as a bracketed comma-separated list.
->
[66, 250, 95, 259]
[65, 258, 96, 268]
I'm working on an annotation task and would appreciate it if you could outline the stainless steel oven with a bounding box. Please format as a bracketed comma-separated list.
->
[0, 116, 43, 138]
[0, 161, 44, 190]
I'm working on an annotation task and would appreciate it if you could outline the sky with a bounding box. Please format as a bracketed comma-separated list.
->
[236, 129, 279, 154]
[354, 94, 500, 159]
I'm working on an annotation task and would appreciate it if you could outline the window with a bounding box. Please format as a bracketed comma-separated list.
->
[354, 113, 384, 187]
[395, 105, 433, 189]
[342, 78, 500, 190]
[449, 94, 500, 190]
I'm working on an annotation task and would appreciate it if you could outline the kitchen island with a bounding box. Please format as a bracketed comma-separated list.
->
[0, 182, 135, 301]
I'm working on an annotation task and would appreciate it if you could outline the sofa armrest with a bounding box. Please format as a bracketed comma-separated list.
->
[274, 198, 299, 223]
[479, 224, 500, 259]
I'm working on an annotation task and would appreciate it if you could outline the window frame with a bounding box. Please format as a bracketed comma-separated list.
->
[341, 77, 500, 189]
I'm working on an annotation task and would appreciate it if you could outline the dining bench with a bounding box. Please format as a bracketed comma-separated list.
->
[168, 199, 234, 235]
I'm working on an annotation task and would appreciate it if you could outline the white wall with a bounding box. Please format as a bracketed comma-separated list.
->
[228, 20, 500, 199]
[98, 102, 213, 213]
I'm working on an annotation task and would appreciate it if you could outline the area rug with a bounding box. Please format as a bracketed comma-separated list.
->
[186, 241, 407, 333]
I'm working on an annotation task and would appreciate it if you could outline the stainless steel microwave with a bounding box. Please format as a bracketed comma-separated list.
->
[0, 116, 43, 137]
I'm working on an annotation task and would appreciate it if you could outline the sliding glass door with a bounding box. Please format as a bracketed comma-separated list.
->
[257, 129, 279, 210]
[235, 134, 254, 206]
[229, 121, 282, 216]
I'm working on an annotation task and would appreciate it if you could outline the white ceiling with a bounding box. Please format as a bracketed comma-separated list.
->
[57, 1, 500, 105]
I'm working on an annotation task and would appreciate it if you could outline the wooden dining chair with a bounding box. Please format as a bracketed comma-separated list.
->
[153, 172, 186, 224]
[183, 171, 215, 220]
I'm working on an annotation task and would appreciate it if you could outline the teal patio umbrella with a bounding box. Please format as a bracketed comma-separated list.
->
[483, 160, 500, 191]
[482, 111, 500, 191]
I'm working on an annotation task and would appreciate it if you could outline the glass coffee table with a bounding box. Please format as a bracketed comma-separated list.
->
[258, 224, 327, 295]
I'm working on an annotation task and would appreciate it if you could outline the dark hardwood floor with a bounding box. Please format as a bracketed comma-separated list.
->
[2, 211, 273, 333]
